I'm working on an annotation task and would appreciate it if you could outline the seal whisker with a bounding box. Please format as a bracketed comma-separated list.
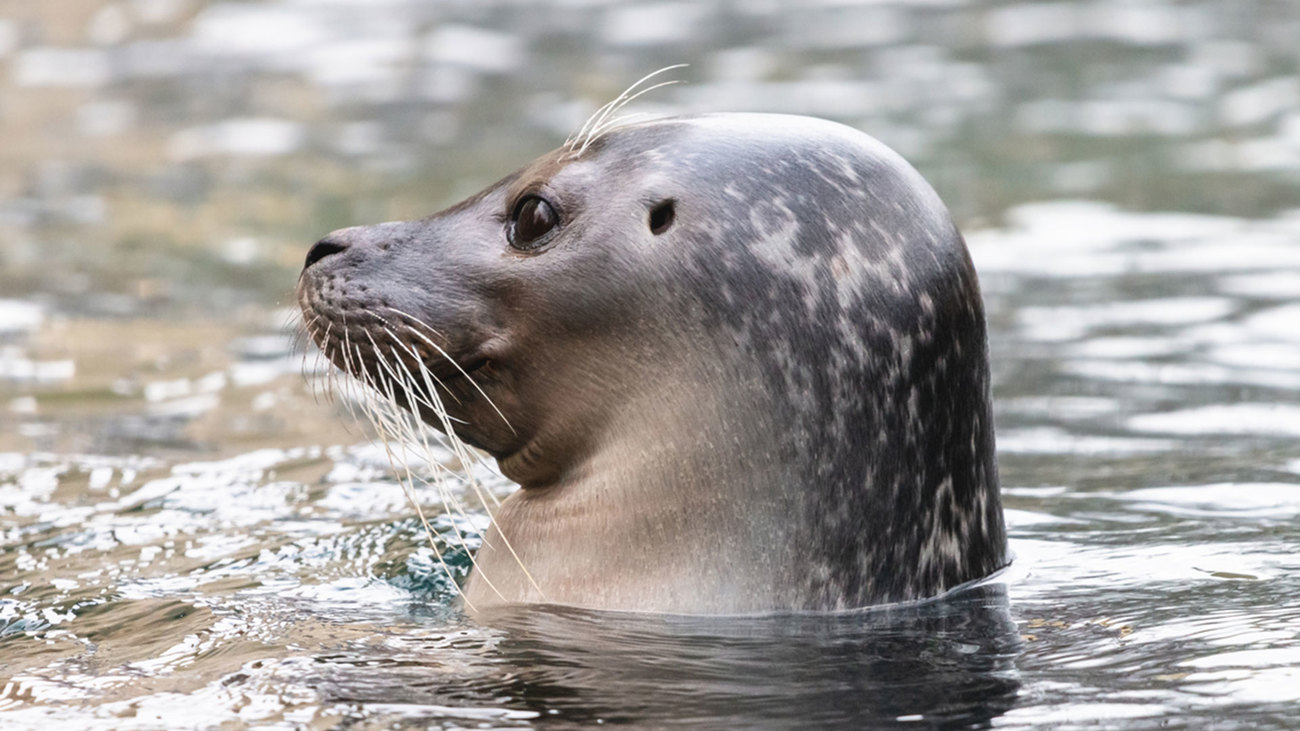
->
[378, 305, 448, 341]
[282, 307, 308, 364]
[301, 315, 330, 407]
[308, 353, 324, 406]
[316, 350, 369, 442]
[356, 355, 489, 609]
[364, 309, 462, 408]
[369, 366, 492, 606]
[294, 312, 314, 352]
[567, 66, 679, 149]
[379, 329, 506, 517]
[322, 348, 348, 414]
[300, 345, 318, 406]
[381, 306, 514, 433]
[380, 321, 465, 408]
[376, 324, 467, 418]
[359, 337, 475, 510]
[565, 64, 687, 155]
[364, 327, 543, 598]
[566, 100, 619, 153]
[375, 349, 515, 603]
[362, 331, 521, 604]
[397, 340, 506, 511]
[320, 320, 340, 407]
[576, 79, 682, 155]
[583, 111, 649, 143]
[338, 322, 373, 428]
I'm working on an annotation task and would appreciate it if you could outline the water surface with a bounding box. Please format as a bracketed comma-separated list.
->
[2, 0, 1299, 727]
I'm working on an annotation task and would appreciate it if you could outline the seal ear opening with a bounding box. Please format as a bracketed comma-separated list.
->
[649, 200, 675, 235]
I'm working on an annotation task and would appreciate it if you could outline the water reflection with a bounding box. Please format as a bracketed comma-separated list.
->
[311, 584, 1022, 728]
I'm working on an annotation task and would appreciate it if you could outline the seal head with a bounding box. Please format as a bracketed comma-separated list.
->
[297, 113, 1007, 614]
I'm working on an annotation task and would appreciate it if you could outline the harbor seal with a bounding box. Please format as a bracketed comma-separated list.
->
[297, 112, 1007, 614]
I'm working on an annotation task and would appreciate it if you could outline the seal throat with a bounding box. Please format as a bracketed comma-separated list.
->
[298, 306, 542, 611]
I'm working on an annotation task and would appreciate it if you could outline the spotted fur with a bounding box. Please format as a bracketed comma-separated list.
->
[297, 113, 1007, 613]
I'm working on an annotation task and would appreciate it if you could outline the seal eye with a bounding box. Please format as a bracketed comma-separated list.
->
[510, 195, 559, 251]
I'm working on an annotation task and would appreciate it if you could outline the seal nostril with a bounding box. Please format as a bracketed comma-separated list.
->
[649, 200, 675, 235]
[304, 237, 349, 269]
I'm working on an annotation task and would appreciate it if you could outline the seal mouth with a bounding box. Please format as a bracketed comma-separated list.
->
[423, 355, 489, 388]
[298, 292, 483, 396]
[298, 278, 517, 458]
[310, 319, 485, 395]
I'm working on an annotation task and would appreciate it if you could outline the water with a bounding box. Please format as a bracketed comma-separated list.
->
[2, 0, 1299, 727]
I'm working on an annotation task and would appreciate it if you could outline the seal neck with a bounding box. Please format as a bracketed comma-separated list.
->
[464, 367, 800, 614]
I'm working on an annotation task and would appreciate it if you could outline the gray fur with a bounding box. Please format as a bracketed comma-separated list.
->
[297, 113, 1007, 613]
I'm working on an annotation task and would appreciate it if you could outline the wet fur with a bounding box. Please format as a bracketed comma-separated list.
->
[297, 112, 1008, 614]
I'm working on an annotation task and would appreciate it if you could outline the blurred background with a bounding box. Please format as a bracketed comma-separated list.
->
[2, 1, 1299, 727]
[2, 0, 1298, 454]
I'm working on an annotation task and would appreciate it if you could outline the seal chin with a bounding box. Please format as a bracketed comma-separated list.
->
[495, 435, 570, 489]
